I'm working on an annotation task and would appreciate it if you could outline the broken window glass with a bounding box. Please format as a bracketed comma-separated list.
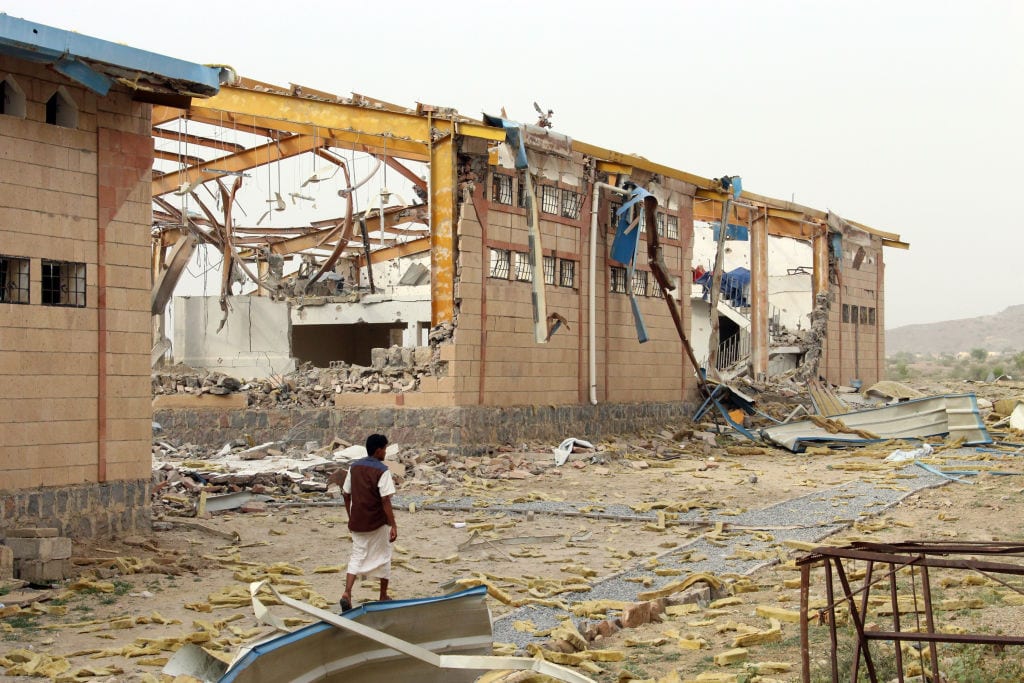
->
[514, 252, 533, 281]
[561, 190, 583, 220]
[489, 249, 510, 279]
[543, 256, 556, 285]
[492, 174, 513, 205]
[0, 254, 30, 304]
[610, 266, 627, 293]
[559, 260, 576, 288]
[41, 259, 85, 307]
[632, 270, 648, 297]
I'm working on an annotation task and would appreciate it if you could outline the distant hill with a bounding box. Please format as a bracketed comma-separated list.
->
[887, 304, 1024, 356]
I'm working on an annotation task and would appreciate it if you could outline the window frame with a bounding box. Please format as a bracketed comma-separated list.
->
[41, 259, 86, 308]
[0, 254, 30, 304]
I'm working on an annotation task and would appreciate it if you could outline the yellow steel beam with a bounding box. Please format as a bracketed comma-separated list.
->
[596, 160, 634, 176]
[456, 121, 507, 142]
[196, 85, 438, 146]
[152, 127, 247, 153]
[430, 135, 456, 326]
[185, 104, 430, 162]
[574, 140, 715, 191]
[153, 105, 186, 126]
[357, 237, 430, 268]
[153, 149, 204, 167]
[153, 134, 322, 196]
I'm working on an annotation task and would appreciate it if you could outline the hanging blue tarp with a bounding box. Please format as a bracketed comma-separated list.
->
[710, 222, 750, 241]
[695, 266, 750, 308]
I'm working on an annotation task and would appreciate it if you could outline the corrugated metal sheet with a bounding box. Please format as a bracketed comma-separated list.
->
[762, 393, 992, 452]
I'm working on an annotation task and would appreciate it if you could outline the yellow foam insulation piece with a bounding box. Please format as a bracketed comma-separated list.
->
[527, 644, 625, 665]
[745, 661, 792, 674]
[313, 565, 344, 573]
[709, 597, 743, 609]
[665, 604, 701, 617]
[713, 647, 748, 666]
[491, 642, 517, 656]
[754, 606, 802, 623]
[625, 637, 669, 647]
[561, 564, 599, 578]
[684, 670, 740, 681]
[550, 620, 589, 651]
[677, 638, 708, 650]
[1, 649, 72, 677]
[66, 579, 116, 593]
[573, 600, 633, 617]
[638, 572, 723, 601]
[731, 619, 782, 647]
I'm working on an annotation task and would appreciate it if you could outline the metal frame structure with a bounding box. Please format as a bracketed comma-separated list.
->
[149, 76, 909, 376]
[798, 541, 1024, 683]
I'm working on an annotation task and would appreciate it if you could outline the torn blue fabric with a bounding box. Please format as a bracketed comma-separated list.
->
[482, 114, 529, 170]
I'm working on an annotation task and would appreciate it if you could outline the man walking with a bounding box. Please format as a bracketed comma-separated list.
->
[340, 433, 397, 611]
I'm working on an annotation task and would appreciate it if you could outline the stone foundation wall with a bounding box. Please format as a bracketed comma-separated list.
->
[0, 480, 151, 540]
[154, 402, 697, 454]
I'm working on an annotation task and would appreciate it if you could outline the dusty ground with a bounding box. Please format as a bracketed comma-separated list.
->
[3, 381, 1024, 682]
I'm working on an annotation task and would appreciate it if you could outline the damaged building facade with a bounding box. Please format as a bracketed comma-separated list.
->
[0, 15, 227, 536]
[151, 79, 906, 451]
[1, 15, 906, 537]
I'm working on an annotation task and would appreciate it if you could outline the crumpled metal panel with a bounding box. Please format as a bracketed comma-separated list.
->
[220, 587, 493, 683]
[762, 393, 992, 452]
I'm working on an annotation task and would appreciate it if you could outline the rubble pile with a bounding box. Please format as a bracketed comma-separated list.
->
[152, 347, 448, 408]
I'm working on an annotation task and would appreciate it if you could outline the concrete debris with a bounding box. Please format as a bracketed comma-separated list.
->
[152, 349, 448, 407]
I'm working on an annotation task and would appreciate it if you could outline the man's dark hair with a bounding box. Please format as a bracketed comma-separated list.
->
[366, 433, 388, 455]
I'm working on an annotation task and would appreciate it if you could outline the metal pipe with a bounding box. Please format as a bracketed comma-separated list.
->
[589, 181, 628, 405]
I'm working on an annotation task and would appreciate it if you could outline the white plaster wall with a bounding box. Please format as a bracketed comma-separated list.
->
[173, 295, 295, 378]
[291, 297, 431, 347]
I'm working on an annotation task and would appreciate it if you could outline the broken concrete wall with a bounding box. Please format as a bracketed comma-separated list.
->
[822, 230, 885, 387]
[0, 56, 153, 537]
[173, 294, 296, 378]
[291, 291, 431, 353]
[447, 139, 699, 407]
[152, 401, 695, 455]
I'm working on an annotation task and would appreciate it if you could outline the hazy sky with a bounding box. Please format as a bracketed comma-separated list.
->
[4, 0, 1021, 328]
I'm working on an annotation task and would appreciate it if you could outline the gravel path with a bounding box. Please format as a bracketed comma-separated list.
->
[457, 462, 950, 650]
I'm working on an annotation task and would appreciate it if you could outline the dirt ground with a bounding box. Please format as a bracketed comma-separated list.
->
[3, 381, 1024, 682]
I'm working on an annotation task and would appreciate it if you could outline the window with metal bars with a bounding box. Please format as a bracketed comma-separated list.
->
[610, 266, 628, 293]
[41, 259, 86, 307]
[559, 260, 576, 288]
[517, 180, 529, 209]
[656, 212, 666, 237]
[666, 214, 679, 239]
[492, 174, 513, 205]
[0, 255, 30, 304]
[489, 249, 510, 279]
[540, 185, 560, 214]
[542, 256, 556, 285]
[514, 252, 533, 281]
[631, 270, 648, 297]
[561, 190, 583, 219]
[868, 307, 876, 326]
[842, 304, 850, 323]
[609, 200, 622, 229]
[649, 276, 663, 298]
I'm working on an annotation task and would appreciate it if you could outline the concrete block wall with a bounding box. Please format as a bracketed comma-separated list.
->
[0, 56, 152, 533]
[446, 152, 700, 408]
[153, 401, 697, 455]
[822, 233, 885, 386]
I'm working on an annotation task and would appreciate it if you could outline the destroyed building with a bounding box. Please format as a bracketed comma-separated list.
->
[0, 14, 907, 537]
[150, 79, 905, 448]
[0, 15, 229, 535]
